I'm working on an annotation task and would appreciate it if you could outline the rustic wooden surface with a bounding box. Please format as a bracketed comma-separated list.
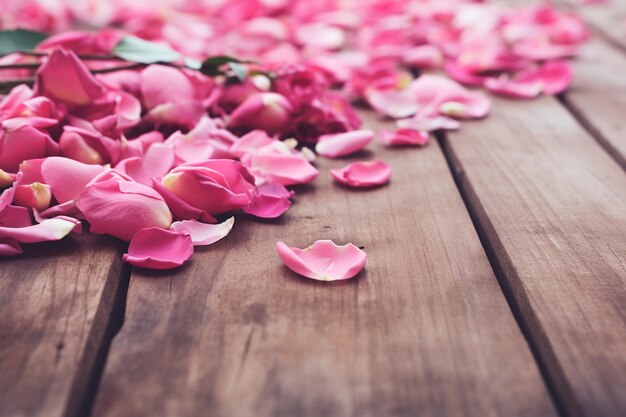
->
[2, 3, 626, 417]
[0, 234, 128, 417]
[91, 113, 556, 417]
[444, 96, 626, 417]
[563, 38, 626, 169]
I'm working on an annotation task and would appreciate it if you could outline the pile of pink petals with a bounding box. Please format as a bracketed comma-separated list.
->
[0, 0, 589, 273]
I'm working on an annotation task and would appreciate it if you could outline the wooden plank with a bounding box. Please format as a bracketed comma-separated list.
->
[442, 96, 626, 417]
[0, 234, 128, 417]
[563, 0, 626, 51]
[92, 112, 557, 417]
[561, 38, 626, 169]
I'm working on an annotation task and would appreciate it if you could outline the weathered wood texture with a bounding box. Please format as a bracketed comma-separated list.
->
[562, 38, 626, 169]
[92, 113, 557, 417]
[0, 234, 127, 417]
[443, 96, 626, 417]
[564, 0, 626, 51]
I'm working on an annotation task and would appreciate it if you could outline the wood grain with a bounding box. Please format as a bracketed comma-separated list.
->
[0, 234, 128, 417]
[561, 38, 626, 169]
[443, 96, 626, 417]
[92, 112, 557, 417]
[563, 0, 626, 51]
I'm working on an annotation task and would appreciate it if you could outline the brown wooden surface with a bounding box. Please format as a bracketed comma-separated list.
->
[91, 113, 557, 417]
[561, 36, 626, 170]
[564, 0, 626, 51]
[0, 234, 128, 417]
[443, 96, 626, 417]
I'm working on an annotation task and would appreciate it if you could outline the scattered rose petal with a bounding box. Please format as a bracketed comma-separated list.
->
[170, 217, 234, 246]
[315, 130, 374, 158]
[379, 129, 429, 146]
[330, 160, 391, 188]
[276, 240, 367, 281]
[123, 227, 193, 269]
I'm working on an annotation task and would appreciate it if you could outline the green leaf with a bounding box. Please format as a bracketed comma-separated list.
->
[228, 62, 248, 82]
[200, 55, 249, 77]
[112, 36, 181, 64]
[0, 29, 47, 56]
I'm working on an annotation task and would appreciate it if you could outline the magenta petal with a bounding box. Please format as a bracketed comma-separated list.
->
[315, 130, 374, 158]
[170, 217, 234, 246]
[244, 182, 293, 218]
[379, 129, 429, 146]
[123, 227, 193, 270]
[0, 237, 22, 255]
[330, 160, 391, 187]
[276, 240, 367, 281]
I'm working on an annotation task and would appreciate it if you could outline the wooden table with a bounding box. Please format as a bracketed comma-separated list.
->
[1, 2, 625, 417]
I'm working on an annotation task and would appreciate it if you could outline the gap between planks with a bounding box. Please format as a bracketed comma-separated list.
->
[436, 131, 579, 417]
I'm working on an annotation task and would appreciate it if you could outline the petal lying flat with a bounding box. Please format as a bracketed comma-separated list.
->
[123, 227, 193, 270]
[0, 216, 80, 243]
[315, 130, 374, 158]
[276, 240, 367, 281]
[247, 153, 318, 186]
[170, 217, 234, 246]
[330, 160, 391, 187]
[484, 76, 543, 99]
[379, 129, 429, 146]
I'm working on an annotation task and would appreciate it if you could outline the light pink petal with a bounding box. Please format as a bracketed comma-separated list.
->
[276, 240, 367, 281]
[229, 130, 275, 158]
[244, 182, 293, 218]
[115, 143, 174, 185]
[379, 129, 429, 146]
[0, 238, 22, 256]
[365, 89, 419, 119]
[403, 45, 443, 69]
[170, 217, 234, 246]
[246, 153, 319, 186]
[123, 227, 193, 270]
[396, 112, 461, 132]
[0, 216, 80, 243]
[484, 76, 543, 99]
[330, 160, 391, 187]
[41, 157, 105, 204]
[315, 130, 374, 158]
[140, 65, 195, 109]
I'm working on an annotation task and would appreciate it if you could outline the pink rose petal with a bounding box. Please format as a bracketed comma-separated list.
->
[330, 160, 391, 188]
[276, 239, 367, 281]
[123, 227, 193, 270]
[244, 182, 294, 218]
[170, 217, 234, 246]
[379, 129, 429, 146]
[0, 237, 22, 256]
[315, 130, 374, 158]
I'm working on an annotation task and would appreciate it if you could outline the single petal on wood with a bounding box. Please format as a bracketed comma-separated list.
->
[315, 130, 374, 158]
[276, 240, 367, 281]
[330, 160, 391, 188]
[123, 227, 193, 270]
